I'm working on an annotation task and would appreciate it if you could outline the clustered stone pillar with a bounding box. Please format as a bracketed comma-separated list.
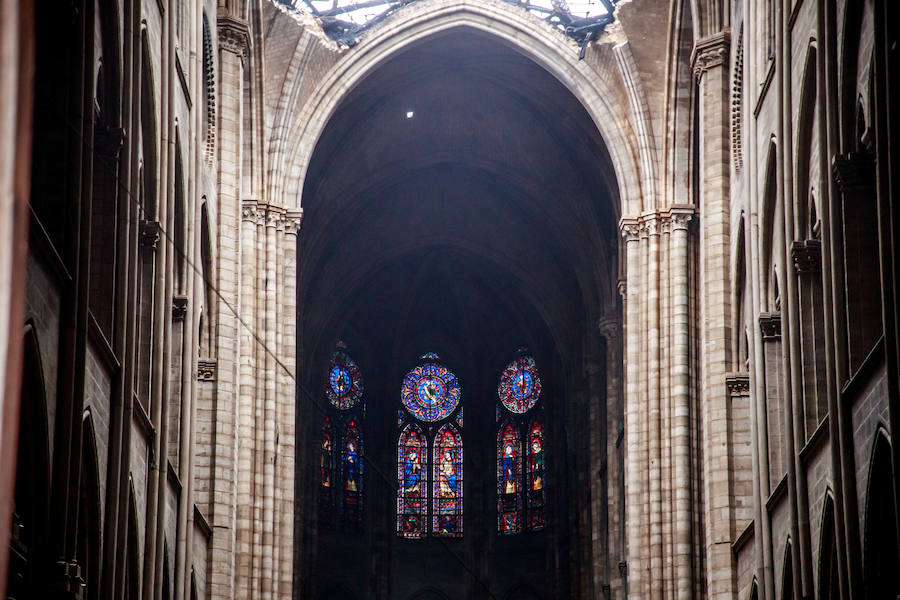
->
[620, 206, 696, 600]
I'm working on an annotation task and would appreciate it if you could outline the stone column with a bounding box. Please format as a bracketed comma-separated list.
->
[666, 206, 694, 599]
[620, 217, 643, 599]
[209, 16, 248, 600]
[692, 30, 736, 599]
[599, 317, 621, 600]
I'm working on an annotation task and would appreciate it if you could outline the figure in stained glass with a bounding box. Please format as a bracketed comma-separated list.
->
[319, 417, 335, 527]
[526, 419, 545, 530]
[344, 436, 359, 492]
[497, 423, 522, 534]
[397, 425, 427, 538]
[432, 424, 463, 536]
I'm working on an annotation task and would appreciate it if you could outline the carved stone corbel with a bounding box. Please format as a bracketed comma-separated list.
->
[692, 30, 731, 81]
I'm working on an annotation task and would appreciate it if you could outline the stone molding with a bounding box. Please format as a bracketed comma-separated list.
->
[791, 239, 821, 274]
[140, 220, 161, 250]
[832, 152, 875, 192]
[692, 30, 731, 81]
[198, 359, 217, 381]
[217, 16, 250, 55]
[172, 294, 188, 321]
[758, 312, 781, 340]
[725, 372, 750, 396]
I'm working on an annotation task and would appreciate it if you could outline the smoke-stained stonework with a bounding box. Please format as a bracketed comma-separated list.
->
[0, 0, 898, 598]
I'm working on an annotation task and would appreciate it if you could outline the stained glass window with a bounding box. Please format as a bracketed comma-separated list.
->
[433, 424, 463, 537]
[497, 351, 547, 535]
[401, 354, 461, 422]
[326, 348, 363, 410]
[397, 424, 427, 538]
[526, 419, 545, 530]
[498, 355, 542, 414]
[342, 420, 363, 529]
[319, 417, 334, 526]
[497, 422, 522, 534]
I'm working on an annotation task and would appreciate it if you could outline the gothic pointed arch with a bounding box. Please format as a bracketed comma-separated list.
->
[6, 324, 52, 599]
[817, 494, 840, 600]
[862, 428, 900, 599]
[77, 412, 102, 600]
[273, 2, 648, 217]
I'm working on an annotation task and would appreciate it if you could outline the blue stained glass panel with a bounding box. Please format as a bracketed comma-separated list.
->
[401, 361, 461, 422]
[325, 349, 363, 410]
[498, 355, 542, 414]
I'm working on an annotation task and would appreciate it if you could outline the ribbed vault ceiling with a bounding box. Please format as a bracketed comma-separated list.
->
[298, 30, 620, 370]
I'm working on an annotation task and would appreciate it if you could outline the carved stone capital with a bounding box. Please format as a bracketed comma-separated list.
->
[198, 359, 217, 381]
[665, 205, 695, 231]
[266, 207, 285, 229]
[620, 217, 641, 241]
[242, 200, 262, 224]
[792, 239, 821, 274]
[832, 152, 875, 192]
[140, 220, 161, 250]
[172, 295, 188, 321]
[759, 312, 781, 340]
[598, 316, 620, 340]
[726, 372, 750, 396]
[217, 17, 250, 55]
[692, 30, 731, 81]
[285, 210, 303, 235]
[642, 212, 660, 236]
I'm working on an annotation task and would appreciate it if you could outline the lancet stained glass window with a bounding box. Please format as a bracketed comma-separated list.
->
[497, 351, 547, 534]
[526, 419, 545, 530]
[498, 422, 522, 534]
[397, 424, 427, 538]
[433, 424, 463, 537]
[326, 348, 364, 410]
[342, 420, 363, 530]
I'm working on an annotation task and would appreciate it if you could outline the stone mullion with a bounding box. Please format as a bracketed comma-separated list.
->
[621, 218, 643, 599]
[209, 18, 247, 599]
[693, 29, 736, 599]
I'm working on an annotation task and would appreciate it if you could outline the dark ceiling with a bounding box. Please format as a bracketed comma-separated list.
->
[298, 29, 620, 378]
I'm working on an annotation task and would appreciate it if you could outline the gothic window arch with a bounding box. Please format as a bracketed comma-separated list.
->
[397, 352, 463, 538]
[496, 349, 547, 534]
[318, 343, 365, 531]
